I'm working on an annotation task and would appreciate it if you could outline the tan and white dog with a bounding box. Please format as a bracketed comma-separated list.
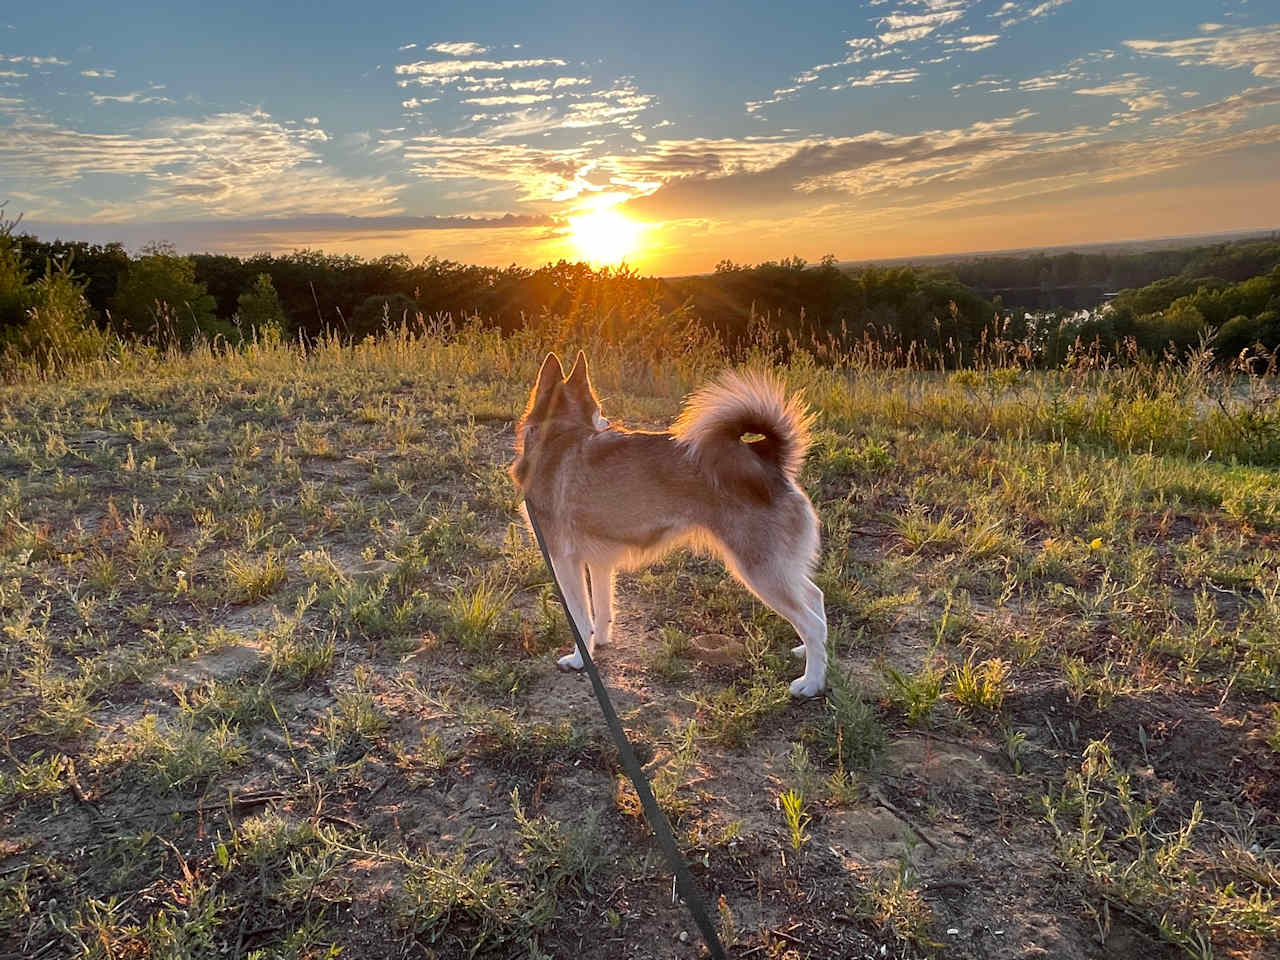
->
[509, 351, 828, 697]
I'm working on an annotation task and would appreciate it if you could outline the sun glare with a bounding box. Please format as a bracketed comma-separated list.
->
[568, 207, 643, 265]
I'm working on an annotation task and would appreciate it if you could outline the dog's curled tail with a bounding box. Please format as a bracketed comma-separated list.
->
[673, 370, 814, 493]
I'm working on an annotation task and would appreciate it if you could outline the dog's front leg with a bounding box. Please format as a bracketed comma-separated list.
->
[552, 554, 593, 670]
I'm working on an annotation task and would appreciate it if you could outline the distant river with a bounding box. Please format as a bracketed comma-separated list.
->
[973, 284, 1112, 311]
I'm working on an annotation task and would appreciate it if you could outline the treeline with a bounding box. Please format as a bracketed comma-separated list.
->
[1087, 267, 1280, 359]
[2, 214, 1277, 374]
[3, 237, 998, 359]
[943, 236, 1280, 293]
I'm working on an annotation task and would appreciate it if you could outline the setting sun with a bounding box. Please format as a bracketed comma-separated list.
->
[568, 207, 643, 265]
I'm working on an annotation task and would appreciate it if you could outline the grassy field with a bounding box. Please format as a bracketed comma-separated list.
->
[0, 322, 1277, 959]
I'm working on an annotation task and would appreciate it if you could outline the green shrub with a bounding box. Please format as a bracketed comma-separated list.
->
[236, 272, 287, 342]
[0, 213, 111, 373]
[1214, 310, 1280, 357]
[110, 243, 224, 344]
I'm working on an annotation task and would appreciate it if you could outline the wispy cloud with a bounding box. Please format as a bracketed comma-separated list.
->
[393, 41, 656, 143]
[0, 105, 395, 219]
[89, 88, 174, 105]
[739, 0, 1073, 116]
[396, 57, 569, 85]
[878, 9, 965, 45]
[1125, 23, 1280, 80]
[615, 112, 1279, 229]
[1154, 84, 1280, 133]
[426, 41, 488, 56]
[1074, 74, 1167, 113]
[79, 68, 116, 78]
[995, 0, 1072, 29]
[1, 53, 70, 65]
[952, 49, 1117, 97]
[951, 33, 1001, 51]
[403, 137, 592, 202]
[463, 93, 554, 105]
[833, 68, 921, 89]
[952, 75, 1012, 94]
[16, 212, 560, 257]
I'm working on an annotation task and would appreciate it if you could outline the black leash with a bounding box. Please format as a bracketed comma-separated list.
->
[524, 502, 728, 960]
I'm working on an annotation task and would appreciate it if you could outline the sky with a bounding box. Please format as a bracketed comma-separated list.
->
[2, 1, 1279, 274]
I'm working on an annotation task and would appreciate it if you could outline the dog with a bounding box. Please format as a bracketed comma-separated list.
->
[509, 351, 828, 698]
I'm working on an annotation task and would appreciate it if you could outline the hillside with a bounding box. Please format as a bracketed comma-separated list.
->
[1, 326, 1277, 959]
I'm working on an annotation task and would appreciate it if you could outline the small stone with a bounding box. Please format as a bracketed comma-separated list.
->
[947, 927, 960, 935]
[678, 931, 689, 944]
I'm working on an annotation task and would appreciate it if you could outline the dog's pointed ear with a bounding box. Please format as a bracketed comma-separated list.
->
[535, 352, 564, 396]
[565, 350, 591, 394]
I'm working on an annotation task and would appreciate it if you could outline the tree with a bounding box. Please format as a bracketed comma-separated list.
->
[236, 273, 287, 341]
[4, 259, 110, 370]
[1214, 310, 1280, 357]
[110, 243, 221, 344]
[0, 212, 33, 334]
[0, 208, 109, 371]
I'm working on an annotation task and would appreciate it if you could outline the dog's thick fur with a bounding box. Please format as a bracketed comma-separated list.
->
[509, 351, 828, 697]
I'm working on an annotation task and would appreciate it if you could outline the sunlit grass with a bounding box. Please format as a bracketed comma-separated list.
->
[0, 302, 1276, 959]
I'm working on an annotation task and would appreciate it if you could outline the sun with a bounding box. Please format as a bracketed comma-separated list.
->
[568, 207, 643, 265]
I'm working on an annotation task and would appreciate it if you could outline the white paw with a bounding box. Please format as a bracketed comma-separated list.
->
[557, 651, 585, 671]
[791, 643, 806, 659]
[790, 675, 825, 699]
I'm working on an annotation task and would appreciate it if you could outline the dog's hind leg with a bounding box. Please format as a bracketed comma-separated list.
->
[791, 583, 826, 660]
[735, 563, 828, 698]
[552, 554, 594, 671]
[587, 561, 614, 648]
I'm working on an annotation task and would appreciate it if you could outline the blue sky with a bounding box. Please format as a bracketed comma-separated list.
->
[2, 0, 1278, 272]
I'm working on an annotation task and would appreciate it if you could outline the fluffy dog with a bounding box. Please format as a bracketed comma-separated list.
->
[509, 351, 827, 697]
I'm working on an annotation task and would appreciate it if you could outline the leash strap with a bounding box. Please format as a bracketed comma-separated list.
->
[524, 502, 727, 960]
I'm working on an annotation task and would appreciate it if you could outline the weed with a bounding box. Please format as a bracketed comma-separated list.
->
[177, 679, 274, 727]
[512, 787, 606, 895]
[651, 625, 693, 682]
[694, 680, 788, 749]
[950, 654, 1010, 714]
[471, 661, 534, 699]
[0, 752, 70, 805]
[1044, 738, 1278, 954]
[779, 788, 812, 852]
[1002, 724, 1029, 774]
[883, 661, 944, 727]
[115, 713, 249, 792]
[224, 549, 287, 603]
[267, 625, 335, 685]
[814, 667, 884, 768]
[325, 667, 388, 743]
[859, 837, 937, 948]
[446, 576, 513, 652]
